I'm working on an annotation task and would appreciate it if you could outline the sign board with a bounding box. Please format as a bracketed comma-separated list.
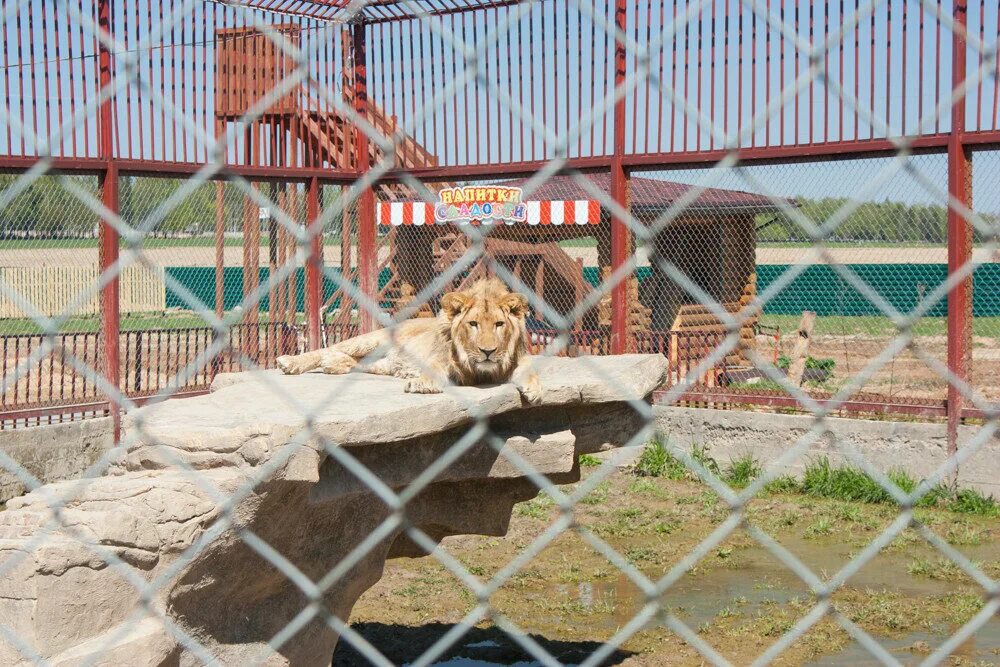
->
[434, 186, 527, 225]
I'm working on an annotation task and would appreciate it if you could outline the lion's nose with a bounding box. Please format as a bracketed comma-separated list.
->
[479, 347, 497, 359]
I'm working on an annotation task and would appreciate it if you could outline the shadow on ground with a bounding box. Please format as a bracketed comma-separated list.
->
[331, 622, 635, 666]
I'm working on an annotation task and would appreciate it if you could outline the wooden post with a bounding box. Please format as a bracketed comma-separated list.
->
[786, 311, 816, 387]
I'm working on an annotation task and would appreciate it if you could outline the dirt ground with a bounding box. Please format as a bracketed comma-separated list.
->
[336, 466, 1000, 666]
[763, 331, 1000, 403]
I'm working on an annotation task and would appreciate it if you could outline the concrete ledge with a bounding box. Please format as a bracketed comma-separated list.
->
[0, 417, 114, 503]
[653, 405, 1000, 496]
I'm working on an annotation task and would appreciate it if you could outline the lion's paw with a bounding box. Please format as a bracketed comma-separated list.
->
[276, 355, 303, 375]
[516, 374, 543, 405]
[404, 377, 443, 394]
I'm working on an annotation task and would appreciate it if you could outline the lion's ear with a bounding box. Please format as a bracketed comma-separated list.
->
[500, 292, 529, 317]
[440, 290, 472, 319]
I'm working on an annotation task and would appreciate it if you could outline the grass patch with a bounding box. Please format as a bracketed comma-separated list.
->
[633, 441, 722, 481]
[723, 455, 761, 489]
[578, 454, 602, 468]
[947, 488, 1000, 517]
[515, 492, 555, 519]
[631, 446, 999, 519]
[633, 440, 686, 480]
[799, 458, 951, 507]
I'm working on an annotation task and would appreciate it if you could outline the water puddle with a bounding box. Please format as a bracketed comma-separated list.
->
[339, 536, 1000, 666]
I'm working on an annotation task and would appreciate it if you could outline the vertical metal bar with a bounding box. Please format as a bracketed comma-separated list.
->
[977, 0, 985, 131]
[884, 1, 891, 135]
[709, 0, 716, 151]
[724, 0, 732, 145]
[737, 2, 743, 146]
[993, 3, 1000, 130]
[838, 0, 844, 140]
[807, 2, 813, 143]
[528, 8, 536, 160]
[779, 0, 784, 144]
[901, 0, 907, 135]
[869, 3, 876, 140]
[947, 0, 972, 464]
[98, 0, 119, 441]
[764, 0, 769, 146]
[682, 0, 689, 151]
[750, 0, 756, 146]
[610, 0, 630, 355]
[2, 0, 10, 155]
[353, 22, 377, 334]
[630, 0, 639, 152]
[656, 0, 665, 152]
[935, 1, 941, 134]
[305, 177, 322, 350]
[794, 1, 799, 143]
[823, 0, 829, 142]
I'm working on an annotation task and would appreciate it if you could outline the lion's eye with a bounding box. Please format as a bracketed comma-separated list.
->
[468, 321, 478, 328]
[495, 321, 504, 328]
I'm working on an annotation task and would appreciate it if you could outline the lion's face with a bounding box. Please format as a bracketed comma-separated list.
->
[439, 279, 529, 382]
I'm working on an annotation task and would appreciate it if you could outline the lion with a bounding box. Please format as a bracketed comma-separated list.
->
[275, 278, 542, 403]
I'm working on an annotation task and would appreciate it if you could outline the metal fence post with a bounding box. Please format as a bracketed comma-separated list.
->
[97, 0, 120, 441]
[609, 0, 631, 355]
[305, 176, 323, 349]
[947, 0, 973, 463]
[352, 21, 377, 334]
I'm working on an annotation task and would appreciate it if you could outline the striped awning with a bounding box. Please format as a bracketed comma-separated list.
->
[376, 200, 602, 226]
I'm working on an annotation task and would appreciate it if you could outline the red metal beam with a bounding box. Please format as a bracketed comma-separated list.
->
[0, 390, 211, 426]
[353, 23, 378, 334]
[97, 0, 120, 443]
[305, 176, 323, 350]
[947, 0, 973, 464]
[622, 135, 955, 167]
[609, 0, 629, 355]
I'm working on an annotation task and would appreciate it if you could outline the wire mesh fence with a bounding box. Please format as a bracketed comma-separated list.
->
[0, 0, 999, 665]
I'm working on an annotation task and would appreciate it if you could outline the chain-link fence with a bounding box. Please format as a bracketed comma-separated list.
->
[1, 0, 1000, 665]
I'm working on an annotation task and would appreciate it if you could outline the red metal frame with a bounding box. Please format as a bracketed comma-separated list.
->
[97, 0, 120, 442]
[947, 0, 973, 460]
[352, 22, 378, 334]
[609, 0, 628, 355]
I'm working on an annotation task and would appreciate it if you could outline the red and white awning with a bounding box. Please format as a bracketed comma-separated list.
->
[376, 200, 602, 226]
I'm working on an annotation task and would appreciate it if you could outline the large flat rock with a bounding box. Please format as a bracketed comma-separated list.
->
[2, 354, 666, 666]
[127, 354, 667, 452]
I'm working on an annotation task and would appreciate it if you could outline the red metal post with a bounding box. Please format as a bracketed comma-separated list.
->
[609, 0, 630, 354]
[305, 176, 323, 349]
[352, 22, 377, 334]
[97, 0, 120, 441]
[947, 0, 973, 461]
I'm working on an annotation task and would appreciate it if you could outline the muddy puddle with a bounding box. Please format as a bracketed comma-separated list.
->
[340, 472, 1000, 666]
